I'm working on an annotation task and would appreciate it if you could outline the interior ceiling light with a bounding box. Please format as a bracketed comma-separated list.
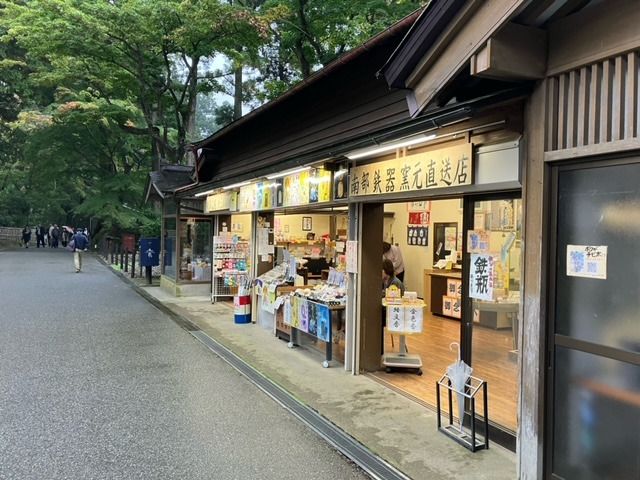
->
[266, 166, 311, 180]
[346, 133, 437, 160]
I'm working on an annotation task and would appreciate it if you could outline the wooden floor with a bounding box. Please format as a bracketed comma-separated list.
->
[371, 314, 518, 432]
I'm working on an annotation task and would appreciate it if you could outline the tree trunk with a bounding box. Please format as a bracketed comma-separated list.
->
[234, 66, 243, 120]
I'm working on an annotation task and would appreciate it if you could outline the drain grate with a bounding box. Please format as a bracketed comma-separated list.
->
[191, 330, 412, 480]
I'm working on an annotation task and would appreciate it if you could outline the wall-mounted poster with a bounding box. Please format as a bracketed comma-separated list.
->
[444, 226, 457, 251]
[407, 226, 428, 246]
[469, 254, 494, 301]
[408, 201, 431, 212]
[408, 211, 430, 225]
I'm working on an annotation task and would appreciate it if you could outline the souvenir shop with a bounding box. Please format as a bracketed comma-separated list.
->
[349, 115, 524, 443]
[203, 165, 352, 366]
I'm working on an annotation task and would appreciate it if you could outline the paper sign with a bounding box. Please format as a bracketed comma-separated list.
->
[386, 305, 405, 333]
[467, 230, 490, 253]
[407, 226, 428, 246]
[404, 306, 423, 333]
[447, 278, 462, 298]
[346, 240, 358, 273]
[566, 245, 607, 280]
[470, 254, 494, 301]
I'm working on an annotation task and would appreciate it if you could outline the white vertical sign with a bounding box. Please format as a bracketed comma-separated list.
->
[469, 254, 494, 301]
[346, 240, 358, 273]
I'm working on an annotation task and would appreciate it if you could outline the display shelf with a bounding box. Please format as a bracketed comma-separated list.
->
[212, 234, 250, 302]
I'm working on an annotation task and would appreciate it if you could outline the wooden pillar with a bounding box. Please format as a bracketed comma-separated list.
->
[358, 203, 384, 372]
[519, 80, 548, 480]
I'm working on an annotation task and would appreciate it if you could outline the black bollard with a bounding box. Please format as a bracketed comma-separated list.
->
[131, 249, 136, 278]
[145, 266, 152, 285]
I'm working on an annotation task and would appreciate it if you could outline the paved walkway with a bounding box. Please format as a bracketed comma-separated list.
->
[136, 273, 517, 479]
[0, 249, 368, 480]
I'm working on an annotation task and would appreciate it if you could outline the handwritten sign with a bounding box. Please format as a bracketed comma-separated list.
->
[346, 240, 358, 273]
[349, 143, 472, 197]
[470, 254, 494, 301]
[566, 245, 607, 280]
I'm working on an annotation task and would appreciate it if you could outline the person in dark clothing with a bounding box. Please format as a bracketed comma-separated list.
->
[51, 224, 60, 248]
[21, 226, 31, 248]
[381, 259, 405, 355]
[36, 225, 46, 248]
[71, 228, 89, 272]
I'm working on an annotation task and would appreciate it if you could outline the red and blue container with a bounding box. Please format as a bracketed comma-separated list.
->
[233, 295, 251, 324]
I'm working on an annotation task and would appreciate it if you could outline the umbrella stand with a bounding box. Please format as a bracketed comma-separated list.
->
[436, 344, 490, 452]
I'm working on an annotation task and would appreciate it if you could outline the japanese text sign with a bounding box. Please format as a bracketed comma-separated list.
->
[469, 254, 494, 301]
[348, 143, 472, 197]
[566, 245, 607, 280]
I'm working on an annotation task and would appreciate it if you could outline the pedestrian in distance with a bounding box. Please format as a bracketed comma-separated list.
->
[51, 224, 60, 248]
[21, 225, 31, 248]
[71, 228, 89, 273]
[36, 225, 46, 248]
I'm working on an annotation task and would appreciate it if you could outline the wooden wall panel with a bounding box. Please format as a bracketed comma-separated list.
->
[545, 50, 640, 153]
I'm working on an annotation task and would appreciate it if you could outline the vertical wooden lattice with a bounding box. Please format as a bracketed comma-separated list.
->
[546, 50, 640, 152]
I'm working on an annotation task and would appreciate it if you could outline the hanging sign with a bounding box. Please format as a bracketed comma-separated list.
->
[346, 240, 358, 273]
[238, 183, 258, 211]
[283, 168, 331, 207]
[566, 245, 608, 280]
[205, 192, 231, 212]
[469, 254, 494, 301]
[349, 143, 472, 197]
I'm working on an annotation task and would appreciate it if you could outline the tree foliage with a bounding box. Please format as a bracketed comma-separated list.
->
[0, 0, 424, 234]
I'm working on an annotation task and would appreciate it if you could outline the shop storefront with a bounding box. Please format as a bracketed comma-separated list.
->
[344, 119, 523, 442]
[160, 197, 213, 297]
[199, 166, 352, 367]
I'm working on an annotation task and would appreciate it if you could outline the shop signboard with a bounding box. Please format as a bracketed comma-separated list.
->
[238, 183, 258, 211]
[283, 168, 331, 207]
[349, 143, 472, 197]
[469, 254, 494, 301]
[205, 191, 231, 213]
[333, 170, 349, 200]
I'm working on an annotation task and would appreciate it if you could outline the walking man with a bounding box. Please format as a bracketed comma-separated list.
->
[71, 228, 89, 273]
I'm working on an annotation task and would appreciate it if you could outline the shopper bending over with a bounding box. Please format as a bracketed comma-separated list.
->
[383, 241, 405, 283]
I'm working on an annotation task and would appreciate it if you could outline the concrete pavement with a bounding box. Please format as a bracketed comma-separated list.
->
[128, 268, 518, 479]
[0, 249, 368, 480]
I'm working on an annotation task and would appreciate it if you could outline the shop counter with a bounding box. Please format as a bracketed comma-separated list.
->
[424, 269, 462, 318]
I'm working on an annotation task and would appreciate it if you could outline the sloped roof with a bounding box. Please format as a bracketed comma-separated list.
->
[144, 164, 195, 203]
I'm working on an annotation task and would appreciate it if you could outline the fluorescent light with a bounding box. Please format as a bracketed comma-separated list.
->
[266, 166, 311, 180]
[346, 134, 437, 160]
[223, 181, 251, 190]
[194, 189, 215, 197]
[334, 169, 348, 177]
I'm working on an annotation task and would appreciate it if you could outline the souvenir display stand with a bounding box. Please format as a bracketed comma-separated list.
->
[436, 373, 489, 452]
[282, 269, 347, 368]
[211, 234, 250, 303]
[382, 287, 424, 375]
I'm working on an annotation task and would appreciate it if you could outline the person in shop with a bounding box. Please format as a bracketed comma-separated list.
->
[381, 259, 405, 356]
[383, 241, 405, 283]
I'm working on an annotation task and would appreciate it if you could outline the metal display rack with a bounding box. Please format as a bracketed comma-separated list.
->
[211, 235, 250, 303]
[436, 373, 489, 452]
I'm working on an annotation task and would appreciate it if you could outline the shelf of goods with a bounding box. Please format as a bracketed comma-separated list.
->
[281, 282, 346, 368]
[212, 235, 250, 302]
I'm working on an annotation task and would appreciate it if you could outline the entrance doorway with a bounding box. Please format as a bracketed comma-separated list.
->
[546, 158, 640, 479]
[369, 196, 522, 436]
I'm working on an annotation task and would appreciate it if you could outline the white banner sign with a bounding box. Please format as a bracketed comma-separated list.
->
[469, 254, 494, 301]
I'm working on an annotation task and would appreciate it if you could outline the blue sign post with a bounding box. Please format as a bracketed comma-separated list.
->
[139, 238, 160, 284]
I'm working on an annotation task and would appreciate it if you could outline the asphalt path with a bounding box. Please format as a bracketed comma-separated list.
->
[0, 248, 368, 480]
